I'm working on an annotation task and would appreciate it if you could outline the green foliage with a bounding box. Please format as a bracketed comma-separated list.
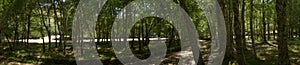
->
[0, 0, 299, 64]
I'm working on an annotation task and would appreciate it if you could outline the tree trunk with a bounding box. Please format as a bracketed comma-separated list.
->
[47, 5, 52, 51]
[27, 10, 31, 46]
[14, 17, 19, 46]
[249, 0, 257, 57]
[53, 0, 59, 48]
[138, 25, 142, 53]
[39, 3, 46, 52]
[233, 0, 246, 65]
[262, 0, 268, 44]
[276, 0, 291, 65]
[241, 0, 246, 49]
[220, 0, 235, 64]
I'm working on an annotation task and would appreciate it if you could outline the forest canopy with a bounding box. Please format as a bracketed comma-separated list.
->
[0, 0, 299, 65]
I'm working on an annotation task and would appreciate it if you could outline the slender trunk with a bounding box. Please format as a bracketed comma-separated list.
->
[47, 5, 52, 51]
[241, 0, 246, 49]
[40, 5, 51, 52]
[168, 27, 174, 52]
[53, 0, 59, 48]
[138, 25, 142, 52]
[0, 30, 1, 43]
[273, 16, 277, 40]
[288, 25, 292, 39]
[145, 19, 150, 45]
[62, 5, 68, 56]
[5, 34, 13, 50]
[267, 19, 270, 40]
[96, 20, 100, 49]
[58, 0, 63, 47]
[39, 3, 46, 52]
[14, 17, 19, 45]
[220, 0, 235, 64]
[142, 20, 145, 49]
[96, 20, 101, 44]
[131, 26, 135, 48]
[299, 18, 300, 37]
[233, 0, 246, 64]
[262, 0, 268, 44]
[27, 11, 31, 46]
[41, 29, 46, 52]
[250, 0, 257, 57]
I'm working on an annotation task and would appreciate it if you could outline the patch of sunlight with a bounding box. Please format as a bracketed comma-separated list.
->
[291, 49, 299, 53]
[7, 62, 35, 65]
[110, 57, 117, 61]
[100, 55, 111, 60]
[265, 47, 276, 51]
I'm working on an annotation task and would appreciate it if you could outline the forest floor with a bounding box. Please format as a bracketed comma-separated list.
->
[0, 40, 299, 65]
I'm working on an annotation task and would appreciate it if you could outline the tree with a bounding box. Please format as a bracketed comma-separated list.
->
[233, 0, 246, 65]
[249, 0, 257, 57]
[218, 0, 235, 65]
[52, 0, 59, 47]
[241, 0, 246, 48]
[262, 0, 268, 44]
[26, 3, 32, 46]
[46, 1, 52, 51]
[38, 1, 46, 52]
[276, 0, 291, 65]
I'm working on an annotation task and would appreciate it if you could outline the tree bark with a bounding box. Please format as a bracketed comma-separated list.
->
[39, 2, 46, 52]
[262, 0, 268, 44]
[47, 3, 52, 51]
[53, 0, 59, 48]
[219, 0, 235, 64]
[241, 0, 246, 49]
[249, 0, 257, 57]
[233, 0, 246, 65]
[27, 10, 31, 46]
[276, 0, 291, 65]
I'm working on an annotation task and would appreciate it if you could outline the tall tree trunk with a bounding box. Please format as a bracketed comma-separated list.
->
[299, 19, 300, 37]
[53, 0, 59, 48]
[41, 27, 46, 52]
[14, 17, 19, 46]
[62, 4, 68, 56]
[241, 0, 246, 49]
[276, 0, 291, 65]
[39, 3, 46, 52]
[58, 1, 66, 54]
[233, 0, 246, 65]
[262, 0, 268, 44]
[58, 0, 63, 47]
[142, 20, 145, 51]
[220, 0, 235, 64]
[273, 16, 277, 40]
[47, 5, 52, 51]
[249, 0, 257, 57]
[96, 20, 100, 50]
[40, 4, 51, 52]
[267, 18, 270, 40]
[168, 27, 174, 52]
[27, 10, 31, 46]
[5, 34, 13, 51]
[138, 25, 142, 53]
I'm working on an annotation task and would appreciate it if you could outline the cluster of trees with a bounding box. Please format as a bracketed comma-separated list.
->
[219, 0, 300, 65]
[0, 0, 77, 53]
[0, 0, 299, 65]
